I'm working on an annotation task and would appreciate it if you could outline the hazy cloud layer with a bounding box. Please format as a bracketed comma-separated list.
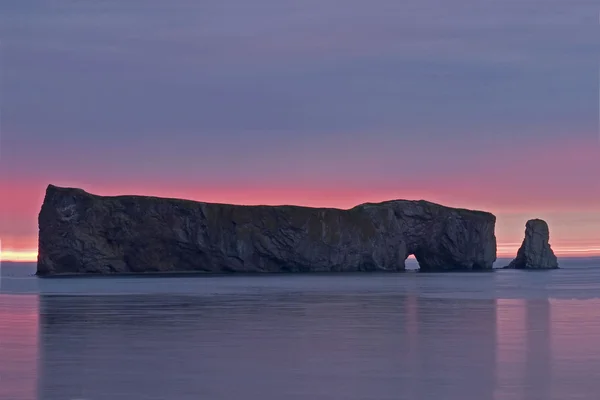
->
[2, 0, 597, 142]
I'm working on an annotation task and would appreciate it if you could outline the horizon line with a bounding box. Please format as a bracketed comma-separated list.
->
[2, 248, 599, 263]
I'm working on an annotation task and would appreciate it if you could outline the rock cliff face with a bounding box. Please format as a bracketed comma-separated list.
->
[37, 185, 497, 275]
[505, 219, 559, 269]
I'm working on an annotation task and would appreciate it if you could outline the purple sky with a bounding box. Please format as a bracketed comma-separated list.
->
[0, 0, 599, 259]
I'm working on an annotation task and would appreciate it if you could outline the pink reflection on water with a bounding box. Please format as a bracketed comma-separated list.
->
[402, 293, 419, 400]
[495, 298, 600, 400]
[0, 295, 39, 400]
[494, 299, 527, 400]
[549, 299, 600, 398]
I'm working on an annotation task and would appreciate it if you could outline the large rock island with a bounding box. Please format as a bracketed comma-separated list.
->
[37, 185, 497, 275]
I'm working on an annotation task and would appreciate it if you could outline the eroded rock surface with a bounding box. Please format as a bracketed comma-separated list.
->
[37, 185, 497, 275]
[505, 219, 559, 269]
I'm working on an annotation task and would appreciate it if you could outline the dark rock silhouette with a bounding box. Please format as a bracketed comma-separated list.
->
[505, 219, 559, 269]
[37, 185, 497, 275]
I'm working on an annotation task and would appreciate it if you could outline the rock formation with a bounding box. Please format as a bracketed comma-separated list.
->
[505, 219, 559, 269]
[37, 185, 497, 275]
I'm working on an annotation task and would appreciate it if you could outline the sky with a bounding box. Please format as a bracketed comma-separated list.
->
[0, 0, 599, 262]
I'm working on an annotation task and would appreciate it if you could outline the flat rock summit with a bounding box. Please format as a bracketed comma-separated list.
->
[37, 185, 497, 275]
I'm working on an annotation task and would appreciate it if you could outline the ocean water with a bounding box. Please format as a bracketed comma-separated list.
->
[1, 258, 600, 400]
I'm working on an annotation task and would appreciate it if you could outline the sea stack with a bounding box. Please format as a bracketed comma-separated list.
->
[505, 219, 559, 269]
[37, 185, 497, 275]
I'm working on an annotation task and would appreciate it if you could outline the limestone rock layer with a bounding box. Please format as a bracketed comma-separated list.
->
[37, 185, 497, 275]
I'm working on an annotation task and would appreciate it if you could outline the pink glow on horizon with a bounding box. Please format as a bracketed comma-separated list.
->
[3, 247, 599, 263]
[1, 182, 599, 261]
[1, 136, 598, 262]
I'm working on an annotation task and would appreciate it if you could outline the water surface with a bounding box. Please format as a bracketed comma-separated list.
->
[1, 258, 600, 400]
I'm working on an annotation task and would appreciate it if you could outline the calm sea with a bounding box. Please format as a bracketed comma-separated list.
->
[1, 258, 600, 400]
